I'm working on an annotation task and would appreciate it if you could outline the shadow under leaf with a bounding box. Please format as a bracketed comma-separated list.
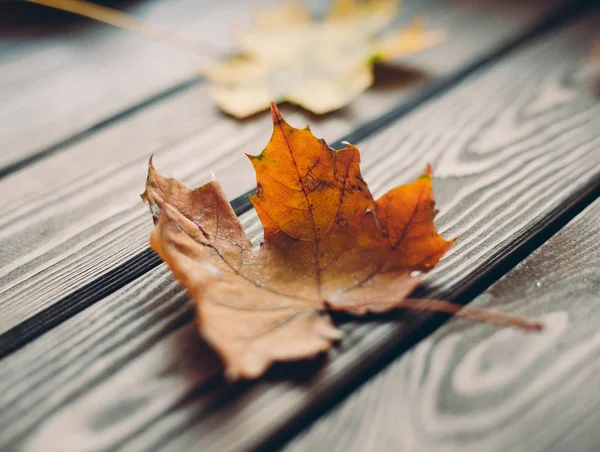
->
[217, 62, 432, 129]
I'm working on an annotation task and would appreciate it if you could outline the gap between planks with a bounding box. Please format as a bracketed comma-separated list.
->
[0, 78, 203, 179]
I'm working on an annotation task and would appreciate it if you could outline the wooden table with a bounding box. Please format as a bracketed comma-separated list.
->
[1, 0, 598, 451]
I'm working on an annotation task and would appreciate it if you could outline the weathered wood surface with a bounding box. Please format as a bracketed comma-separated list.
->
[0, 0, 568, 337]
[1, 11, 598, 451]
[286, 199, 600, 452]
[1, 0, 549, 173]
[0, 0, 247, 172]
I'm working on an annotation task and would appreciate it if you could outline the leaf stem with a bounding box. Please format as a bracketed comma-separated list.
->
[400, 298, 544, 331]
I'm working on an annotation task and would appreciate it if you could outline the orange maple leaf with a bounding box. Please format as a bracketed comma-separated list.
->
[142, 103, 542, 379]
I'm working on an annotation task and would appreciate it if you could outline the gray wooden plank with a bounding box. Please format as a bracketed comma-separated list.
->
[285, 198, 600, 452]
[0, 0, 251, 171]
[0, 0, 516, 172]
[1, 10, 598, 451]
[0, 0, 564, 335]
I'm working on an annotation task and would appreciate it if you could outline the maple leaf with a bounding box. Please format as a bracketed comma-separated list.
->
[142, 104, 543, 380]
[204, 0, 445, 118]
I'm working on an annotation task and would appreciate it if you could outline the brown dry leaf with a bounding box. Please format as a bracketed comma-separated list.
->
[142, 104, 543, 380]
[204, 0, 445, 118]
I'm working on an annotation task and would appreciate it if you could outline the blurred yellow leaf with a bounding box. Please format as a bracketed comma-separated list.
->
[204, 0, 445, 117]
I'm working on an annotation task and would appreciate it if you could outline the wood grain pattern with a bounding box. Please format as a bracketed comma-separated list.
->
[1, 11, 598, 451]
[0, 0, 565, 335]
[0, 0, 522, 172]
[286, 199, 600, 452]
[0, 0, 250, 172]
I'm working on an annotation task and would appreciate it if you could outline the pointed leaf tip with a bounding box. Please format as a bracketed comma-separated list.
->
[270, 101, 284, 124]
